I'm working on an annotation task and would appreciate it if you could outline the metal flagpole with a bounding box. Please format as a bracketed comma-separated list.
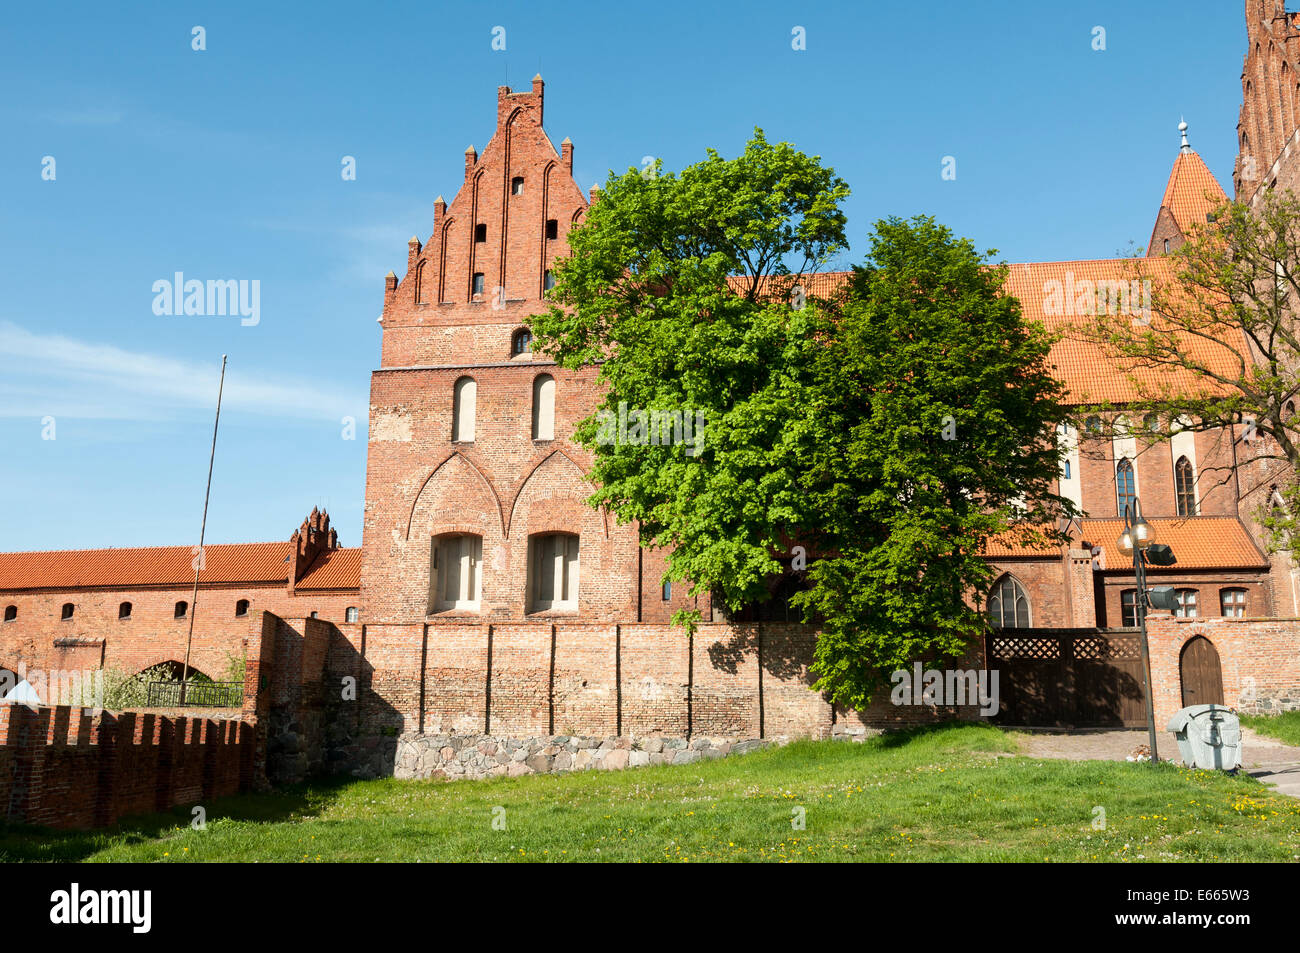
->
[181, 355, 227, 705]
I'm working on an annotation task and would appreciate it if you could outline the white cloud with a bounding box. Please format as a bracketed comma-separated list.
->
[0, 321, 365, 422]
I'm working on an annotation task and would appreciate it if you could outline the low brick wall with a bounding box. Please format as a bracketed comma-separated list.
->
[1147, 614, 1300, 729]
[375, 733, 776, 781]
[0, 704, 255, 829]
[323, 621, 987, 768]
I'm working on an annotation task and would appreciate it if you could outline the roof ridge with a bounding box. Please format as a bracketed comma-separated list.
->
[0, 540, 290, 558]
[1003, 256, 1169, 268]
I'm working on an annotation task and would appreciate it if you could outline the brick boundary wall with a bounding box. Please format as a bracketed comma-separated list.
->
[1146, 613, 1300, 731]
[323, 621, 991, 776]
[0, 705, 254, 829]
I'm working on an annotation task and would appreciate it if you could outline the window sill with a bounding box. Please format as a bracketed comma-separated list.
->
[426, 608, 482, 620]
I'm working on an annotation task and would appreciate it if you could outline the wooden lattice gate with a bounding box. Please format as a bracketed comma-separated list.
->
[987, 629, 1148, 728]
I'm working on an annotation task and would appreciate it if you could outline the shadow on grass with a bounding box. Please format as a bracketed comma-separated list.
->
[0, 775, 357, 863]
[869, 720, 1005, 749]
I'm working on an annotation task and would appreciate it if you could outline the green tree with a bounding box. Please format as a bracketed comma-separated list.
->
[793, 219, 1072, 707]
[531, 134, 1071, 709]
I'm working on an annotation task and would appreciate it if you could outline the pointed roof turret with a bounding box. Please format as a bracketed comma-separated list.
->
[1146, 120, 1228, 256]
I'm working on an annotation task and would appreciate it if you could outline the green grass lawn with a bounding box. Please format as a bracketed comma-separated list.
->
[1241, 711, 1300, 747]
[2, 723, 1297, 862]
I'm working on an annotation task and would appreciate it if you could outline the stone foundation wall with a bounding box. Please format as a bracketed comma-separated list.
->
[377, 733, 776, 781]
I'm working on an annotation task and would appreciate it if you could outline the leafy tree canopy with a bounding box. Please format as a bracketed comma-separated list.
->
[531, 132, 1072, 708]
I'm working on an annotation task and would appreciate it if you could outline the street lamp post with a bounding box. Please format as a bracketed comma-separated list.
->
[1117, 499, 1161, 763]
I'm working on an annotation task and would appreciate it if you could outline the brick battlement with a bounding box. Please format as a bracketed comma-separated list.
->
[0, 705, 255, 829]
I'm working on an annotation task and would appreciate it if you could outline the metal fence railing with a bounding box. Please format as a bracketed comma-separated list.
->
[145, 680, 243, 708]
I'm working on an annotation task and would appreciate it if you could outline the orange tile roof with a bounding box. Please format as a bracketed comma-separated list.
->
[982, 525, 1061, 558]
[0, 542, 294, 592]
[296, 547, 362, 590]
[1001, 257, 1241, 406]
[1078, 517, 1267, 571]
[725, 272, 850, 302]
[1156, 151, 1227, 238]
[733, 259, 1243, 407]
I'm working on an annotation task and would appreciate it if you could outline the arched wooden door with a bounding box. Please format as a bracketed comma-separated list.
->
[1179, 636, 1224, 707]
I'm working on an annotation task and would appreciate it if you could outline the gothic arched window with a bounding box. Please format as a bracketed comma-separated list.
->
[988, 575, 1031, 629]
[1116, 458, 1136, 518]
[1174, 455, 1196, 516]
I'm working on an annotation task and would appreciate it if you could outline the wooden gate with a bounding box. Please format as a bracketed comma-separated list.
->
[988, 629, 1147, 728]
[1179, 636, 1224, 707]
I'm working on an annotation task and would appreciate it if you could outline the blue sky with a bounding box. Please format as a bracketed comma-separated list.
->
[0, 0, 1248, 551]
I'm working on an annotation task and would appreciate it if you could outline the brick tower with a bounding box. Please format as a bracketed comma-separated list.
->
[1235, 1, 1300, 200]
[360, 78, 652, 626]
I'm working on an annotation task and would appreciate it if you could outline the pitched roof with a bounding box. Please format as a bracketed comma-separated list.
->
[0, 542, 294, 592]
[1078, 517, 1268, 571]
[1001, 257, 1241, 405]
[724, 272, 850, 302]
[1155, 150, 1227, 240]
[982, 525, 1061, 558]
[731, 258, 1243, 407]
[295, 547, 362, 590]
[981, 517, 1268, 571]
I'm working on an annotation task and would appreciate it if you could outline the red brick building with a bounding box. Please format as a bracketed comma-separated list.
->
[4, 10, 1300, 749]
[0, 508, 359, 690]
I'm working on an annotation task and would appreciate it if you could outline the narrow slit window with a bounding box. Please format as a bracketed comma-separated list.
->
[532, 374, 555, 440]
[453, 376, 477, 442]
[1116, 458, 1136, 519]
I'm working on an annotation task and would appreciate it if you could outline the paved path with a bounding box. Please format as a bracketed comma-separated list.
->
[1013, 727, 1300, 798]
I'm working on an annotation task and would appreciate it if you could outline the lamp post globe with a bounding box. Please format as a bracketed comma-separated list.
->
[1131, 516, 1156, 550]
